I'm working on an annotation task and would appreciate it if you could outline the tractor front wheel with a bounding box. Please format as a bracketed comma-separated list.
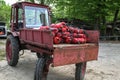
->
[6, 35, 19, 66]
[34, 57, 50, 80]
[75, 62, 87, 80]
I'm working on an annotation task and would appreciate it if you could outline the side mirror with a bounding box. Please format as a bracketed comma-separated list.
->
[40, 14, 46, 26]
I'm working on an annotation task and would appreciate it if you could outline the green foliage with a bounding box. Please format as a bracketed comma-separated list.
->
[46, 1, 120, 21]
[1, 0, 120, 35]
[43, 0, 120, 35]
[19, 0, 120, 34]
[0, 41, 5, 60]
[0, 0, 11, 27]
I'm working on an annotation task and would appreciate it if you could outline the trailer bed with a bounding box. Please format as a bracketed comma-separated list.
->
[19, 29, 99, 67]
[53, 43, 98, 67]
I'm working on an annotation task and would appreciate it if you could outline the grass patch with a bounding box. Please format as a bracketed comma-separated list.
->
[0, 40, 5, 60]
[0, 50, 5, 60]
[0, 41, 5, 45]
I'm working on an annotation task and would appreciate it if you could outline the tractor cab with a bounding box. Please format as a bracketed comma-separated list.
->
[11, 2, 50, 31]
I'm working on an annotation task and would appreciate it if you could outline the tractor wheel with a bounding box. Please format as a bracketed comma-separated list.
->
[6, 35, 19, 66]
[34, 58, 48, 80]
[36, 53, 42, 58]
[75, 62, 87, 80]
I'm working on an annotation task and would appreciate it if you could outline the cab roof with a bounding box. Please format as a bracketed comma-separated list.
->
[12, 2, 50, 9]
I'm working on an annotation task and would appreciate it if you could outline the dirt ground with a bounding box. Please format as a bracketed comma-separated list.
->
[0, 39, 120, 80]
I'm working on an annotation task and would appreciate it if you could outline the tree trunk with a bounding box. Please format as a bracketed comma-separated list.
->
[112, 9, 119, 35]
[94, 17, 100, 30]
[102, 15, 107, 36]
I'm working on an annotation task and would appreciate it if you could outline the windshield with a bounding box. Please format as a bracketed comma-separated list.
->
[25, 6, 49, 28]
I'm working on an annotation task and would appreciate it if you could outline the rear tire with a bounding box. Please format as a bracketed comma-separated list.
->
[75, 62, 86, 80]
[6, 35, 19, 66]
[34, 58, 47, 80]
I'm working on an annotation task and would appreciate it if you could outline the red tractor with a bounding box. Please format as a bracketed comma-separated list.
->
[6, 2, 99, 80]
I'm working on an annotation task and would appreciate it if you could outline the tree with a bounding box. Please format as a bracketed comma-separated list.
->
[11, 0, 120, 35]
[0, 0, 11, 25]
[48, 0, 120, 35]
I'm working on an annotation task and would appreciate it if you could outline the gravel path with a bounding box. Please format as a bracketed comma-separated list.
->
[0, 39, 120, 80]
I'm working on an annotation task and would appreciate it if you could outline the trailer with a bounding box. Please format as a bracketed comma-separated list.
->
[5, 2, 99, 80]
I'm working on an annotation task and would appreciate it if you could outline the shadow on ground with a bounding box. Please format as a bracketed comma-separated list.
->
[0, 52, 75, 80]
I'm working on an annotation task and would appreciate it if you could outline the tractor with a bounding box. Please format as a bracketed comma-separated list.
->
[6, 2, 99, 80]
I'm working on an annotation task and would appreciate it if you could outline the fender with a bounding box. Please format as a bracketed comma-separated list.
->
[7, 31, 19, 37]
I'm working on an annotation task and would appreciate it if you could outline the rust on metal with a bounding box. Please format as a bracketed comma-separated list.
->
[53, 44, 98, 67]
[20, 29, 53, 49]
[19, 29, 99, 67]
[52, 30, 99, 67]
